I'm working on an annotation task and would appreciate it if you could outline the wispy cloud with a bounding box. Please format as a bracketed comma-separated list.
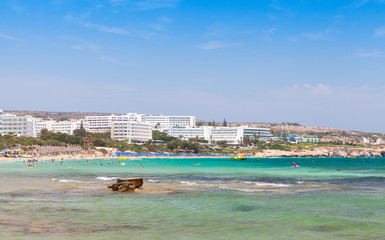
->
[109, 0, 180, 10]
[83, 22, 128, 34]
[262, 28, 277, 41]
[347, 0, 370, 8]
[333, 15, 344, 24]
[99, 56, 131, 67]
[285, 36, 300, 43]
[146, 16, 173, 32]
[355, 49, 384, 57]
[65, 14, 128, 35]
[0, 32, 19, 41]
[270, 0, 284, 10]
[374, 27, 385, 37]
[196, 41, 241, 50]
[302, 27, 335, 40]
[65, 13, 167, 39]
[279, 83, 331, 97]
[59, 36, 100, 52]
[343, 0, 385, 9]
[206, 25, 257, 37]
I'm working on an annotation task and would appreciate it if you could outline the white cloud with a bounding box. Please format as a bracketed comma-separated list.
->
[206, 24, 257, 37]
[99, 56, 131, 67]
[0, 32, 19, 40]
[277, 83, 331, 97]
[374, 27, 385, 37]
[65, 13, 166, 38]
[109, 0, 180, 10]
[82, 22, 128, 34]
[270, 0, 284, 10]
[65, 13, 128, 35]
[262, 27, 277, 41]
[302, 27, 335, 40]
[355, 49, 384, 57]
[196, 41, 241, 50]
[59, 36, 100, 52]
[159, 16, 172, 23]
[348, 0, 370, 8]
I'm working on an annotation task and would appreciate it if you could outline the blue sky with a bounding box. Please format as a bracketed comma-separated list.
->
[1, 0, 385, 132]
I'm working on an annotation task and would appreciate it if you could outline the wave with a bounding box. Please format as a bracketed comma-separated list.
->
[97, 177, 117, 181]
[218, 186, 264, 192]
[255, 182, 290, 187]
[180, 181, 197, 185]
[57, 179, 82, 183]
[147, 179, 160, 182]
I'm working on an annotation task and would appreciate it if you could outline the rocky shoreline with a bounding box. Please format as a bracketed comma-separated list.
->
[256, 147, 385, 158]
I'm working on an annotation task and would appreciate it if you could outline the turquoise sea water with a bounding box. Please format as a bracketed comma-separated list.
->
[0, 157, 384, 240]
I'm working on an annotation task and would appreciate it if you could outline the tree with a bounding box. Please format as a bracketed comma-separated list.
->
[152, 130, 178, 142]
[81, 135, 94, 146]
[73, 123, 87, 137]
[243, 136, 252, 146]
[217, 140, 227, 149]
[40, 128, 50, 137]
[167, 140, 178, 150]
[223, 118, 227, 126]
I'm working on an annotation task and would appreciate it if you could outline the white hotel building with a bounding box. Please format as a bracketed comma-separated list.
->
[169, 126, 273, 145]
[143, 115, 196, 131]
[111, 122, 152, 143]
[83, 113, 195, 143]
[84, 113, 145, 133]
[34, 119, 89, 136]
[84, 113, 195, 133]
[0, 113, 35, 137]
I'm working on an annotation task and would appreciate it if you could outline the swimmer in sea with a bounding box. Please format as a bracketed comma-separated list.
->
[296, 164, 300, 168]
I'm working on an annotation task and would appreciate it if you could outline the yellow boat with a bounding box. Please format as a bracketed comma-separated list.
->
[231, 153, 247, 160]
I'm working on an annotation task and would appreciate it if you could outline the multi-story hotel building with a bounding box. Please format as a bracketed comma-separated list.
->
[34, 119, 89, 136]
[0, 114, 35, 136]
[169, 126, 209, 140]
[84, 113, 195, 133]
[169, 126, 273, 145]
[143, 115, 196, 130]
[84, 113, 144, 133]
[111, 121, 152, 143]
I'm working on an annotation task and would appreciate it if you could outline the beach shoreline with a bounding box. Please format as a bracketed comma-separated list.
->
[1, 146, 384, 163]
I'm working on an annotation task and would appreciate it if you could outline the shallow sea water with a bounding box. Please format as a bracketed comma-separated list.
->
[0, 157, 384, 239]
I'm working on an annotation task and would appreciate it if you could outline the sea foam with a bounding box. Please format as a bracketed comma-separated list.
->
[97, 177, 117, 181]
[255, 182, 290, 187]
[58, 179, 82, 183]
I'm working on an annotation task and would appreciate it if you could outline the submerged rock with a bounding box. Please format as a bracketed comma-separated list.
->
[108, 178, 143, 192]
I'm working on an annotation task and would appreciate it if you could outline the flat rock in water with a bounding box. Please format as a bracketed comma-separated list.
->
[117, 178, 143, 188]
[108, 178, 143, 192]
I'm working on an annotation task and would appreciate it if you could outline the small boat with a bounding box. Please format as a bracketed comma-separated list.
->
[231, 153, 247, 160]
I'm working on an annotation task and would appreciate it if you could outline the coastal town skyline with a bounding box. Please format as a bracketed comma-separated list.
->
[2, 108, 385, 134]
[1, 0, 385, 133]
